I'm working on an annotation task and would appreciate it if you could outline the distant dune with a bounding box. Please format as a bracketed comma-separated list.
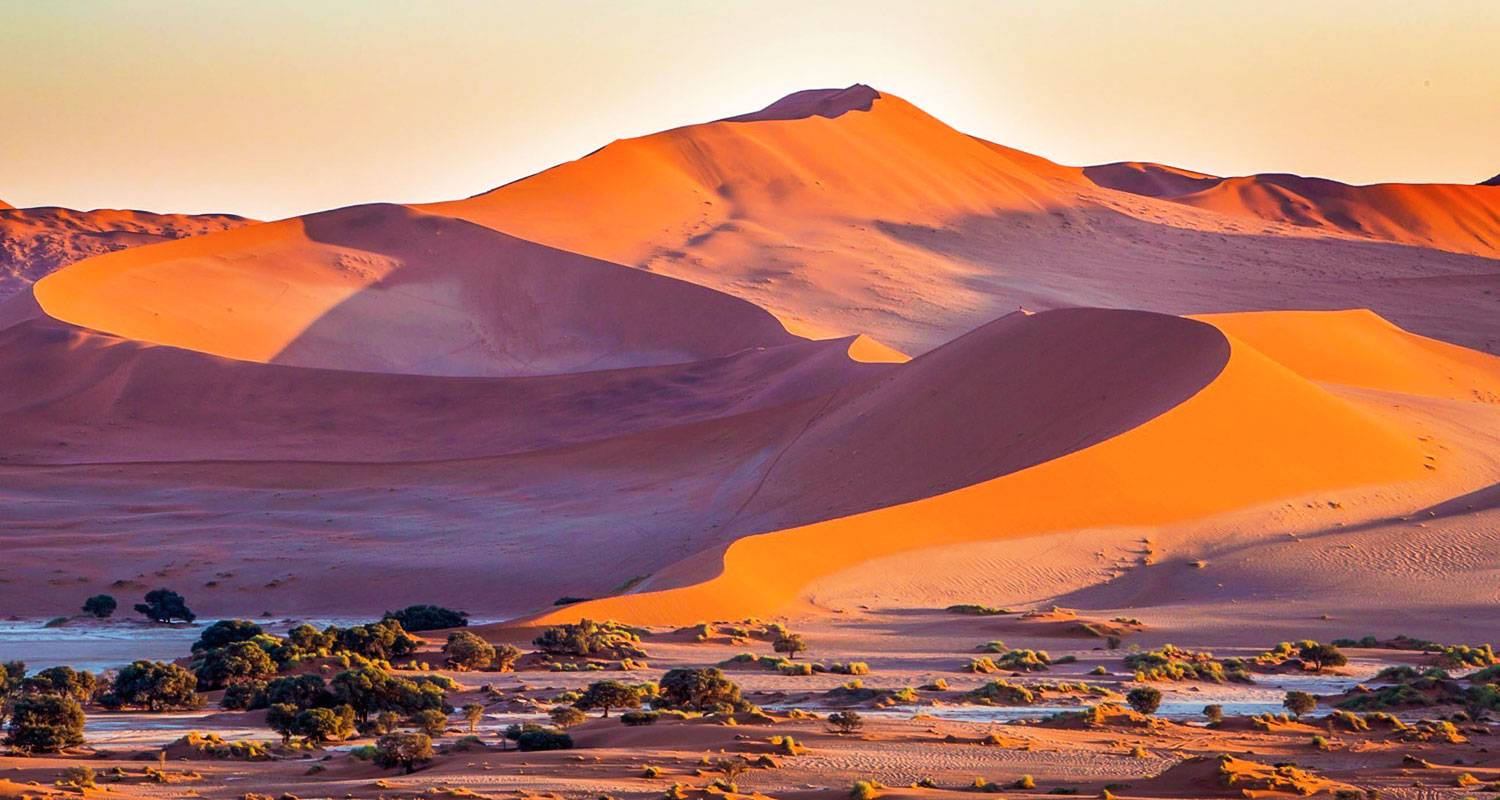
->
[1084, 163, 1500, 258]
[0, 205, 249, 301]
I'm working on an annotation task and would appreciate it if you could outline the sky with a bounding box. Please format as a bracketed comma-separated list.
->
[2, 0, 1496, 220]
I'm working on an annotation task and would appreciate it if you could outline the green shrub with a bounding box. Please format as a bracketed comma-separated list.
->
[383, 605, 468, 632]
[1124, 645, 1250, 683]
[827, 710, 864, 734]
[5, 693, 85, 752]
[967, 680, 1037, 706]
[82, 594, 117, 619]
[373, 732, 433, 773]
[443, 631, 496, 671]
[996, 649, 1052, 672]
[1126, 687, 1162, 715]
[102, 660, 200, 710]
[516, 728, 573, 751]
[658, 668, 744, 712]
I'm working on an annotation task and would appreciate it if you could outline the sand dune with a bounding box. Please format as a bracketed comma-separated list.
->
[529, 310, 1439, 624]
[7, 86, 1500, 626]
[1085, 164, 1500, 258]
[1195, 308, 1500, 402]
[33, 203, 796, 377]
[417, 86, 1500, 355]
[0, 307, 872, 464]
[1081, 161, 1221, 198]
[1174, 175, 1500, 258]
[0, 205, 248, 301]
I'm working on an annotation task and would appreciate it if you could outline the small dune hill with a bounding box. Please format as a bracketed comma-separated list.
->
[1175, 174, 1500, 257]
[32, 203, 798, 377]
[0, 204, 249, 300]
[1195, 309, 1500, 403]
[1086, 164, 1500, 259]
[527, 309, 1432, 624]
[1082, 161, 1222, 198]
[1135, 754, 1355, 798]
[1480, 173, 1500, 187]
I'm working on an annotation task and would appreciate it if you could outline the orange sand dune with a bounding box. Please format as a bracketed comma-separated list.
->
[527, 310, 1434, 625]
[28, 86, 1500, 359]
[1085, 164, 1500, 258]
[1174, 174, 1500, 258]
[33, 203, 796, 377]
[1195, 309, 1500, 402]
[0, 204, 248, 300]
[416, 86, 1500, 355]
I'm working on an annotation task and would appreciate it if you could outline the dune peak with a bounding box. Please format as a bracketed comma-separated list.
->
[723, 83, 881, 123]
[1481, 172, 1500, 186]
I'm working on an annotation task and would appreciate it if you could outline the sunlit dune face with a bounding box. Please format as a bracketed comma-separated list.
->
[533, 309, 1445, 625]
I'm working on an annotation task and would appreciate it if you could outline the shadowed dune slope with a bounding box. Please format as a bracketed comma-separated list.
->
[32, 203, 796, 377]
[526, 312, 1432, 625]
[1082, 161, 1221, 198]
[1, 205, 248, 300]
[726, 309, 1229, 528]
[0, 309, 872, 464]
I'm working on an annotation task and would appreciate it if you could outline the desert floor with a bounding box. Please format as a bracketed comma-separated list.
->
[3, 607, 1498, 800]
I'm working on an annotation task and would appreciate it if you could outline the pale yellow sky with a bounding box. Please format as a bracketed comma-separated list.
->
[2, 0, 1496, 219]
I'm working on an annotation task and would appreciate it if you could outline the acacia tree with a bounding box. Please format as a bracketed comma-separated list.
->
[575, 680, 642, 718]
[462, 703, 485, 733]
[6, 693, 85, 753]
[195, 641, 276, 689]
[1283, 691, 1317, 718]
[443, 631, 496, 671]
[82, 595, 117, 619]
[1298, 643, 1348, 672]
[133, 589, 195, 623]
[658, 668, 744, 712]
[773, 633, 808, 660]
[104, 661, 199, 711]
[374, 732, 433, 773]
